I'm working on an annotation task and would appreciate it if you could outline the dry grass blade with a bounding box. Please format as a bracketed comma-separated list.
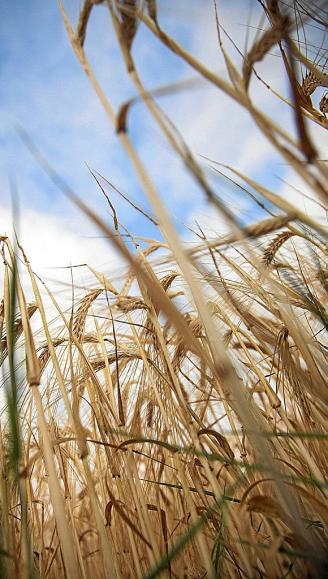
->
[246, 494, 283, 519]
[2, 1, 328, 577]
[116, 77, 200, 134]
[76, 0, 104, 47]
[243, 16, 290, 89]
[117, 0, 139, 54]
[145, 0, 157, 23]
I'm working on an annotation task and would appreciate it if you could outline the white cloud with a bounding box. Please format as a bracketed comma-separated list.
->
[0, 205, 120, 303]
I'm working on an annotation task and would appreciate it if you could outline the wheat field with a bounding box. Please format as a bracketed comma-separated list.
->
[1, 1, 328, 577]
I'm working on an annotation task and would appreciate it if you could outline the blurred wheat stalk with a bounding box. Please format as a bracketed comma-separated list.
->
[1, 1, 328, 577]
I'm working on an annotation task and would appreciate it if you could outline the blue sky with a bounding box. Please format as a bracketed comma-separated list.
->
[0, 0, 327, 290]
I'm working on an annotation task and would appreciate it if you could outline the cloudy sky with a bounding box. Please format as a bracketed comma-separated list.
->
[0, 0, 327, 297]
